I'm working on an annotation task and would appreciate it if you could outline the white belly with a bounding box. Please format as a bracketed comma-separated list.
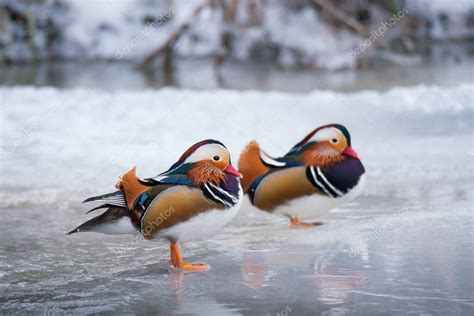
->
[154, 187, 243, 243]
[274, 174, 366, 220]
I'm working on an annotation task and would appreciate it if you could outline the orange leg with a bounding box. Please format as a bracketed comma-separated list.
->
[169, 242, 210, 272]
[169, 244, 177, 266]
[289, 216, 323, 229]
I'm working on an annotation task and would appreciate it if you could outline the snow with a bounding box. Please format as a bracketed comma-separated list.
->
[0, 83, 472, 198]
[61, 1, 361, 68]
[406, 0, 474, 40]
[2, 1, 474, 67]
[0, 83, 473, 314]
[63, 0, 178, 60]
[409, 0, 473, 14]
[57, 0, 474, 67]
[264, 5, 360, 69]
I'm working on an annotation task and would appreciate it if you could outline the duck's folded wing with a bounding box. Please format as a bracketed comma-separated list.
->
[250, 166, 320, 210]
[142, 161, 194, 186]
[143, 174, 193, 186]
[139, 185, 223, 238]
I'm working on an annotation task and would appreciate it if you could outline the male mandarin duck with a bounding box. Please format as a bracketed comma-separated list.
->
[238, 124, 365, 228]
[68, 139, 243, 271]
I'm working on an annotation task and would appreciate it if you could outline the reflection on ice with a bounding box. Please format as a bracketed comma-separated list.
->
[241, 251, 270, 290]
[310, 267, 366, 304]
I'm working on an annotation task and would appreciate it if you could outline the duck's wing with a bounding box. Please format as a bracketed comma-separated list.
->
[249, 166, 320, 211]
[142, 173, 193, 186]
[142, 162, 194, 186]
[138, 184, 225, 239]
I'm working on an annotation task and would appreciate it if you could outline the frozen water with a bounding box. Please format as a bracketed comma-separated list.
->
[1, 58, 473, 92]
[0, 82, 473, 314]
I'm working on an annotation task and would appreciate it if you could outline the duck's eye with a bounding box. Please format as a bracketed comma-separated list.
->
[213, 155, 220, 161]
[331, 138, 338, 144]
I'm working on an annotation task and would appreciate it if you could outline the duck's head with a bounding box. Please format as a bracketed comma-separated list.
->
[294, 124, 360, 166]
[168, 139, 242, 185]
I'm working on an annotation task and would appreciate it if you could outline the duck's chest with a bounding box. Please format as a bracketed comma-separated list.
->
[308, 157, 365, 198]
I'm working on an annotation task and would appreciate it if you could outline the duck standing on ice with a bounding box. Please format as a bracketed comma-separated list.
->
[238, 124, 365, 228]
[69, 139, 243, 271]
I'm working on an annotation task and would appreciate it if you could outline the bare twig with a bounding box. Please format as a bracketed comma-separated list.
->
[312, 0, 369, 37]
[139, 0, 211, 69]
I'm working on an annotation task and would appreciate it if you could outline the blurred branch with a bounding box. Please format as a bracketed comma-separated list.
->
[312, 0, 369, 37]
[214, 0, 237, 69]
[139, 0, 211, 69]
[27, 12, 38, 62]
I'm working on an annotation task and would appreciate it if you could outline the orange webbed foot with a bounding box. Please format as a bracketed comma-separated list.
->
[170, 262, 210, 272]
[169, 242, 210, 272]
[289, 217, 323, 229]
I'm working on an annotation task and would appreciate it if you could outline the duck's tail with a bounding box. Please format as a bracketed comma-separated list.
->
[67, 206, 131, 235]
[67, 167, 150, 235]
[238, 141, 270, 193]
[82, 190, 127, 213]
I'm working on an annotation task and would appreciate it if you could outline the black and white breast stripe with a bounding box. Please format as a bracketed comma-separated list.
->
[202, 183, 239, 207]
[306, 166, 344, 198]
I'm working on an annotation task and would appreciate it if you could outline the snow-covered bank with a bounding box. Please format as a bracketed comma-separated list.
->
[1, 1, 473, 69]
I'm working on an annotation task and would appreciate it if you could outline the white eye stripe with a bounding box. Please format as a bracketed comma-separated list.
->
[310, 127, 343, 143]
[184, 144, 228, 163]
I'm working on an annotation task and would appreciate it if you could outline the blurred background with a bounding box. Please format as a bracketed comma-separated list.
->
[1, 1, 473, 315]
[1, 0, 473, 90]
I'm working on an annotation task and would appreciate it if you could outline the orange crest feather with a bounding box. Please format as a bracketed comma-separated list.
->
[188, 161, 225, 186]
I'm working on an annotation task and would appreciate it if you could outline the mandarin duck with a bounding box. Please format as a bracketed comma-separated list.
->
[68, 139, 243, 271]
[238, 124, 365, 228]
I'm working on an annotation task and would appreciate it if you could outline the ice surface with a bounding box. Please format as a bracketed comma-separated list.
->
[0, 84, 473, 314]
